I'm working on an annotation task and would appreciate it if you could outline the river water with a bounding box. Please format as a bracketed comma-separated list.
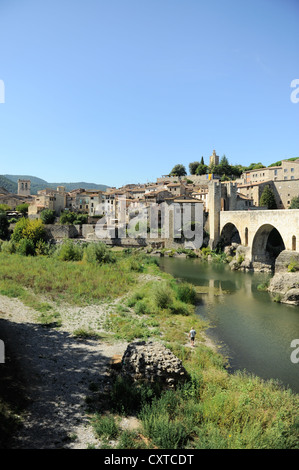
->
[158, 257, 299, 394]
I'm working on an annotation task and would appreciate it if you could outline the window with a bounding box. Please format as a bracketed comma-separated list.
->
[291, 168, 294, 172]
[291, 176, 294, 180]
[284, 169, 287, 173]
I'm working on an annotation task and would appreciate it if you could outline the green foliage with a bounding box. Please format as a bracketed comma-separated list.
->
[287, 259, 299, 272]
[84, 242, 115, 264]
[189, 161, 201, 175]
[259, 185, 277, 209]
[289, 196, 299, 209]
[195, 163, 208, 175]
[11, 218, 46, 246]
[15, 203, 29, 215]
[16, 238, 35, 256]
[0, 203, 11, 212]
[55, 240, 83, 261]
[59, 211, 77, 224]
[92, 414, 119, 440]
[170, 164, 187, 177]
[40, 209, 56, 224]
[0, 213, 9, 240]
[73, 213, 88, 225]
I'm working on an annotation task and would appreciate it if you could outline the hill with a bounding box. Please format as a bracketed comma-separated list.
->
[0, 175, 18, 193]
[3, 175, 110, 195]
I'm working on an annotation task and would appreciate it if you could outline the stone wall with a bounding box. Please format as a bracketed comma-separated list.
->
[44, 224, 81, 240]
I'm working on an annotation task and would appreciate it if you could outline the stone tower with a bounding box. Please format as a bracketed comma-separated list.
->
[17, 179, 31, 196]
[208, 181, 221, 249]
[209, 149, 219, 167]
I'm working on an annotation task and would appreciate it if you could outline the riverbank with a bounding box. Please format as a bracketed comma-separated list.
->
[0, 245, 298, 449]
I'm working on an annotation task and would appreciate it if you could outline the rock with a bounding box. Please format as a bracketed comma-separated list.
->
[268, 253, 299, 305]
[283, 288, 299, 305]
[121, 341, 189, 388]
[274, 250, 299, 273]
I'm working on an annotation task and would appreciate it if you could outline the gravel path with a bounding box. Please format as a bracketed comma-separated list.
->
[0, 294, 128, 449]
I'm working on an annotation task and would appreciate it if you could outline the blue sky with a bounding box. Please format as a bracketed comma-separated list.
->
[0, 0, 298, 188]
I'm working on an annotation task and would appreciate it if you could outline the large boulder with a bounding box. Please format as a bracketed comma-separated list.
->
[121, 341, 189, 388]
[268, 251, 299, 305]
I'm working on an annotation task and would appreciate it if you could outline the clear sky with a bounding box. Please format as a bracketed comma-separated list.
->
[0, 0, 298, 188]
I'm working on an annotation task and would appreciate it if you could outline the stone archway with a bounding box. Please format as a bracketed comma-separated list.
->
[220, 222, 241, 247]
[251, 224, 285, 267]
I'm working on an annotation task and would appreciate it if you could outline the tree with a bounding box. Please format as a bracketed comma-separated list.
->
[195, 163, 208, 175]
[200, 156, 205, 165]
[40, 209, 56, 224]
[170, 164, 187, 177]
[11, 218, 46, 246]
[189, 161, 200, 175]
[0, 204, 11, 212]
[0, 213, 9, 240]
[59, 211, 77, 225]
[260, 185, 277, 209]
[16, 203, 29, 215]
[289, 196, 299, 209]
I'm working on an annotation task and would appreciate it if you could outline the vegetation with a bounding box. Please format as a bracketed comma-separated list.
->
[259, 185, 277, 209]
[0, 213, 9, 240]
[289, 196, 299, 209]
[0, 235, 298, 449]
[15, 203, 29, 215]
[40, 209, 56, 224]
[170, 164, 187, 177]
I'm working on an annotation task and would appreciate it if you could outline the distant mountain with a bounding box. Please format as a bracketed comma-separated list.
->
[0, 175, 18, 193]
[3, 175, 110, 195]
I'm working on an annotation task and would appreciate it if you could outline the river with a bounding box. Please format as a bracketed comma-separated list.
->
[158, 257, 299, 394]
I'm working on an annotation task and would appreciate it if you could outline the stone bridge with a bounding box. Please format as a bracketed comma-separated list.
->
[219, 209, 299, 264]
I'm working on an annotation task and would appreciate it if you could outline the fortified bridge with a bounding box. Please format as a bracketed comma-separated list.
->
[219, 209, 299, 264]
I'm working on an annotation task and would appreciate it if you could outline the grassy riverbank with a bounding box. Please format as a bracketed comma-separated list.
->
[0, 244, 298, 449]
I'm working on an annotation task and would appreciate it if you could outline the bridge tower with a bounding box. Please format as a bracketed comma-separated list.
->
[208, 181, 221, 249]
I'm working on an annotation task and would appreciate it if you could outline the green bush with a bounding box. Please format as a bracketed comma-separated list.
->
[1, 240, 16, 254]
[0, 213, 9, 240]
[175, 283, 197, 304]
[16, 238, 35, 256]
[92, 414, 119, 440]
[40, 209, 56, 224]
[154, 283, 174, 309]
[84, 242, 115, 264]
[11, 218, 46, 246]
[287, 259, 299, 272]
[55, 240, 83, 261]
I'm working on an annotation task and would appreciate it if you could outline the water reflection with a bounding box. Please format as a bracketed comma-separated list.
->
[159, 257, 299, 394]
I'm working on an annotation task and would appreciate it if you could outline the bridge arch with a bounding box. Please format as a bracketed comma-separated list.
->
[251, 224, 286, 267]
[220, 222, 241, 247]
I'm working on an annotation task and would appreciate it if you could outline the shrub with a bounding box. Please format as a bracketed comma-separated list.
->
[0, 213, 9, 240]
[73, 214, 88, 225]
[55, 240, 83, 261]
[1, 240, 16, 254]
[15, 203, 29, 215]
[11, 218, 46, 246]
[59, 211, 77, 225]
[287, 259, 299, 272]
[154, 283, 174, 309]
[175, 283, 197, 304]
[16, 238, 35, 256]
[40, 209, 56, 224]
[84, 242, 115, 264]
[92, 414, 119, 440]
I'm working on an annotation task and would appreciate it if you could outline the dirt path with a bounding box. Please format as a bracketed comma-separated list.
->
[0, 294, 128, 449]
